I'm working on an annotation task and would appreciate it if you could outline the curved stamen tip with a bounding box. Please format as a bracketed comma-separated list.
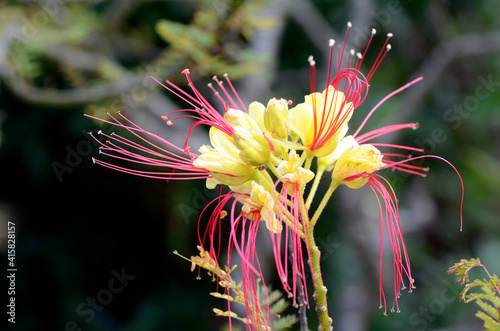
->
[92, 157, 96, 164]
[387, 32, 394, 38]
[412, 122, 420, 130]
[347, 21, 352, 28]
[161, 115, 168, 120]
[329, 39, 335, 47]
[181, 68, 190, 75]
[423, 167, 430, 172]
[371, 28, 377, 35]
[386, 44, 392, 51]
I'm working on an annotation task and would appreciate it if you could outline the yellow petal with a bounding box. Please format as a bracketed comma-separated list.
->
[289, 102, 313, 146]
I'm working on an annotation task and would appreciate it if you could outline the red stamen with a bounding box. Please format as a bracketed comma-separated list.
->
[354, 77, 423, 138]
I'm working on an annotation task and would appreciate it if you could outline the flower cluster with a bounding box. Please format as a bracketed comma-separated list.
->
[86, 23, 458, 330]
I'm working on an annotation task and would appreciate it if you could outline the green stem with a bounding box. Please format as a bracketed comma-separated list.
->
[303, 150, 313, 171]
[305, 166, 325, 211]
[256, 169, 275, 192]
[309, 180, 338, 227]
[300, 197, 332, 330]
[266, 159, 281, 179]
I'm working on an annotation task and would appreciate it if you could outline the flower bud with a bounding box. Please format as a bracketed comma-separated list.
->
[209, 126, 240, 158]
[224, 108, 261, 132]
[332, 144, 385, 189]
[248, 101, 267, 132]
[224, 108, 271, 166]
[318, 134, 356, 172]
[193, 145, 255, 186]
[265, 98, 289, 139]
[249, 182, 282, 233]
[232, 127, 271, 167]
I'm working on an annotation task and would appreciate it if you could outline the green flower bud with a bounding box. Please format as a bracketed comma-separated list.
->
[194, 145, 255, 186]
[264, 98, 289, 139]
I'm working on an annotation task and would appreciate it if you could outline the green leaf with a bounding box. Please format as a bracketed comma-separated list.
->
[450, 258, 500, 330]
[448, 258, 483, 285]
[476, 311, 500, 331]
[476, 299, 500, 321]
[272, 314, 300, 330]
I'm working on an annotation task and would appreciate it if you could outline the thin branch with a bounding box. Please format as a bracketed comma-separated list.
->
[399, 30, 500, 123]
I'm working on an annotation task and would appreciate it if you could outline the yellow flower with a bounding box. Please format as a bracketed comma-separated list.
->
[193, 127, 255, 186]
[276, 151, 314, 184]
[248, 101, 267, 132]
[224, 108, 271, 166]
[318, 135, 357, 172]
[289, 86, 353, 157]
[332, 144, 385, 189]
[265, 98, 289, 139]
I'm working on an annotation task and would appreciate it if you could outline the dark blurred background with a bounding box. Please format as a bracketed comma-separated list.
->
[1, 0, 499, 330]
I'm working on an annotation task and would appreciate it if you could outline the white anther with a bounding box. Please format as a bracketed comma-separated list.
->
[347, 21, 352, 28]
[308, 55, 315, 66]
[212, 75, 217, 80]
[329, 39, 335, 47]
[207, 83, 213, 88]
[223, 73, 228, 77]
[371, 28, 377, 35]
[387, 32, 393, 38]
[97, 130, 102, 135]
[356, 52, 362, 60]
[350, 49, 355, 56]
[386, 44, 392, 51]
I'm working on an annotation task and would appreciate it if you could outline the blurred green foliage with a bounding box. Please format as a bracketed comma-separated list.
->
[449, 258, 500, 330]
